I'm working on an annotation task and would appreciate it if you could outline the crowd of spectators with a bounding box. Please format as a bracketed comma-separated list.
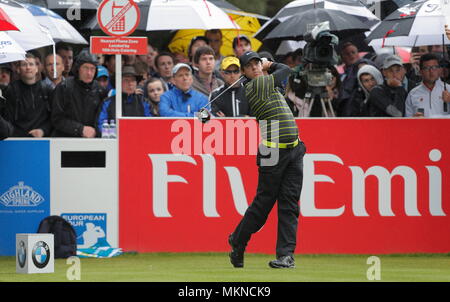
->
[1, 28, 450, 139]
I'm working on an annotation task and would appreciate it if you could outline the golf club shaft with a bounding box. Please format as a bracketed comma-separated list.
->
[201, 76, 245, 110]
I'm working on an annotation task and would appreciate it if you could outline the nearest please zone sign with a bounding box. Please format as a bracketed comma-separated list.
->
[91, 0, 147, 55]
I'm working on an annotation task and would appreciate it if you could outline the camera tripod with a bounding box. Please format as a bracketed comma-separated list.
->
[304, 86, 336, 117]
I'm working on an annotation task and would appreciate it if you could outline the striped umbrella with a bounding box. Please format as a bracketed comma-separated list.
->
[0, 6, 19, 31]
[367, 0, 449, 47]
[21, 3, 88, 44]
[0, 0, 54, 51]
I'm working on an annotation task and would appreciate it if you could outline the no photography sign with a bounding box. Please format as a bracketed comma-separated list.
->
[92, 0, 147, 55]
[97, 0, 141, 37]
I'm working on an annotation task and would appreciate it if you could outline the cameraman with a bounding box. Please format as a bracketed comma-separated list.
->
[286, 22, 341, 117]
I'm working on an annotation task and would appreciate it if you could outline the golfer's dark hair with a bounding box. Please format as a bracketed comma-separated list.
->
[420, 53, 441, 70]
[193, 46, 215, 64]
[154, 52, 176, 68]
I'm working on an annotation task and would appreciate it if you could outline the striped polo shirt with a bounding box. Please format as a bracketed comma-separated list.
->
[245, 74, 299, 144]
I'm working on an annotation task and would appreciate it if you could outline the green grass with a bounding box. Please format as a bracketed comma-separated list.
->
[0, 253, 449, 282]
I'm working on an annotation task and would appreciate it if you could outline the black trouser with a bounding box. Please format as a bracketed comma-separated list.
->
[231, 141, 306, 257]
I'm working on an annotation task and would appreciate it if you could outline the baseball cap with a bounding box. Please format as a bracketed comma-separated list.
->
[232, 35, 251, 49]
[221, 56, 240, 70]
[96, 65, 109, 79]
[382, 55, 403, 69]
[239, 51, 262, 67]
[172, 63, 192, 75]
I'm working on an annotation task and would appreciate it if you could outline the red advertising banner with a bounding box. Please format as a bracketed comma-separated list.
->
[119, 118, 450, 254]
[90, 36, 148, 55]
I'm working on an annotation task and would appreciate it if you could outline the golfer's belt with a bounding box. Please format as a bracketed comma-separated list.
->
[262, 139, 299, 149]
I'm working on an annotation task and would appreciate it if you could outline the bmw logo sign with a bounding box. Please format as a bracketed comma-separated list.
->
[32, 241, 50, 269]
[17, 241, 26, 268]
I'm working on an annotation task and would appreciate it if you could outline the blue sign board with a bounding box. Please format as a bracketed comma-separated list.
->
[0, 141, 50, 256]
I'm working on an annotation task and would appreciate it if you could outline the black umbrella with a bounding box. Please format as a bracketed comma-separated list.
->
[255, 0, 379, 42]
[367, 0, 417, 20]
[264, 8, 371, 42]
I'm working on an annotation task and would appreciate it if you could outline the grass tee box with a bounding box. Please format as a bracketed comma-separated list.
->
[2, 253, 450, 282]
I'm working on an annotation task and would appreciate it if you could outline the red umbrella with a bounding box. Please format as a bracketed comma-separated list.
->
[0, 7, 19, 31]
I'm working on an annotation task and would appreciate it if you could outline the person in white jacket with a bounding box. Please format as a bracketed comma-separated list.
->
[406, 53, 450, 117]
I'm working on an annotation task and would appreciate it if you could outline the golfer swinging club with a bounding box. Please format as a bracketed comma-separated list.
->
[227, 51, 306, 268]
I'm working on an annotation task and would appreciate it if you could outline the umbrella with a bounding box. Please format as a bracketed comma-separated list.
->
[0, 0, 54, 51]
[264, 8, 372, 41]
[17, 0, 100, 29]
[366, 0, 417, 20]
[254, 0, 379, 41]
[0, 32, 26, 64]
[21, 3, 88, 44]
[0, 6, 18, 31]
[369, 34, 450, 48]
[366, 0, 449, 47]
[146, 0, 237, 30]
[168, 13, 262, 57]
[209, 0, 270, 22]
[18, 0, 99, 10]
[275, 40, 306, 55]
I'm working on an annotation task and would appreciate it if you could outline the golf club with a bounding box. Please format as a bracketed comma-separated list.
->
[197, 76, 245, 123]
